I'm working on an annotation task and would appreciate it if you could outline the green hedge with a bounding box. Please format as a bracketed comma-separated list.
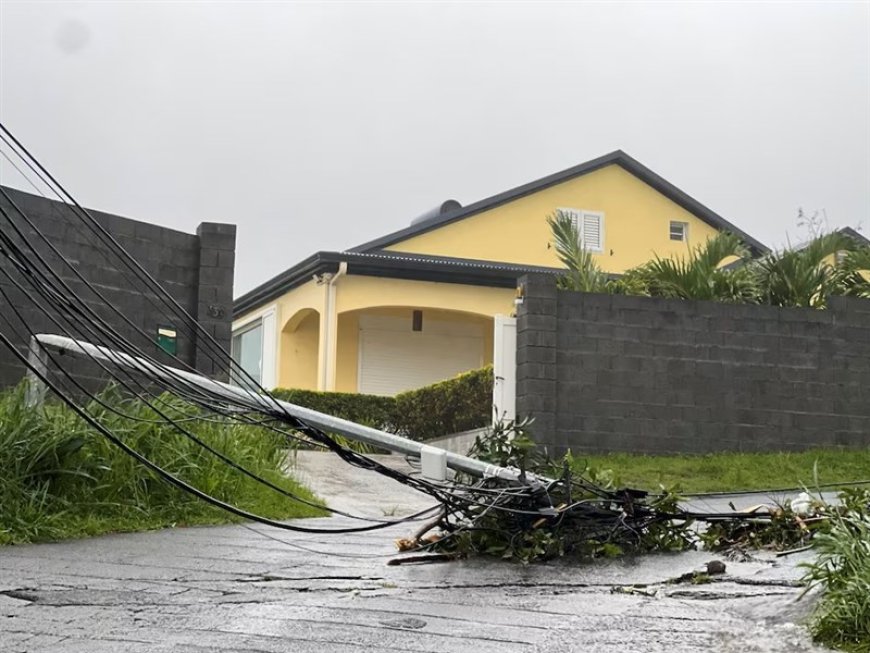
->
[271, 365, 493, 442]
[394, 366, 493, 441]
[269, 388, 396, 430]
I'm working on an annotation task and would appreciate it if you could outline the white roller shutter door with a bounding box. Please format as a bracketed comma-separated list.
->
[358, 315, 484, 396]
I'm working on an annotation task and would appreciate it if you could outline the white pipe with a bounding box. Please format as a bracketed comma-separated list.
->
[31, 334, 541, 485]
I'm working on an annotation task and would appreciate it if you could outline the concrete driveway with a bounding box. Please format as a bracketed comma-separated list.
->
[1, 451, 830, 652]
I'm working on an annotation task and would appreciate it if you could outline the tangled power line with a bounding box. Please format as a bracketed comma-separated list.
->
[1, 123, 807, 561]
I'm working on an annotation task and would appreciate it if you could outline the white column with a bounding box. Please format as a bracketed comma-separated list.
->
[260, 309, 277, 390]
[316, 273, 333, 391]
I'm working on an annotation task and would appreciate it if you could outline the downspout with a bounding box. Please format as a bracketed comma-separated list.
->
[319, 261, 347, 391]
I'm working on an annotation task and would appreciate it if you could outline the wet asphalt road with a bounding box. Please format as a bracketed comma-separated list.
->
[0, 452, 831, 652]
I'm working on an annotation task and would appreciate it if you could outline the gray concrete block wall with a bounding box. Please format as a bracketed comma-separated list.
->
[516, 273, 870, 455]
[0, 186, 236, 390]
[195, 222, 236, 381]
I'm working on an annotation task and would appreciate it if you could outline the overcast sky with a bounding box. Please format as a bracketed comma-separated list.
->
[1, 1, 868, 296]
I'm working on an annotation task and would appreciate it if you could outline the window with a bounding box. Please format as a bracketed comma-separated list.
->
[670, 221, 688, 242]
[231, 320, 263, 385]
[561, 208, 605, 252]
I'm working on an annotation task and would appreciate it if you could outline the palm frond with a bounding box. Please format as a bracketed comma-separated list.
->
[832, 246, 870, 299]
[755, 233, 858, 308]
[547, 211, 609, 293]
[628, 232, 757, 302]
[692, 232, 752, 271]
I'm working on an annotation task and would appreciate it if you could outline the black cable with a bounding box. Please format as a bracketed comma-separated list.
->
[0, 328, 457, 535]
[0, 126, 262, 395]
[0, 265, 445, 526]
[0, 131, 602, 532]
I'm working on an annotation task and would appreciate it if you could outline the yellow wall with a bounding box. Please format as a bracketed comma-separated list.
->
[335, 311, 360, 393]
[280, 309, 319, 390]
[238, 162, 742, 393]
[385, 164, 721, 273]
[235, 279, 326, 390]
[243, 274, 512, 391]
[334, 275, 514, 315]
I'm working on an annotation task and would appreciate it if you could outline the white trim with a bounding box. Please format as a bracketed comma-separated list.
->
[232, 303, 276, 331]
[493, 314, 517, 426]
[231, 303, 277, 390]
[669, 220, 689, 242]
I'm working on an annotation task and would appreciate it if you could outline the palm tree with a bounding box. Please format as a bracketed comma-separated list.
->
[546, 211, 611, 293]
[754, 232, 858, 308]
[628, 232, 758, 302]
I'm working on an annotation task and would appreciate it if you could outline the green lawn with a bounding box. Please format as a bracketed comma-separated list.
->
[577, 448, 870, 494]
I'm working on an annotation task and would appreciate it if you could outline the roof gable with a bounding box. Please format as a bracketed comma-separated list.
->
[839, 226, 869, 246]
[350, 150, 768, 255]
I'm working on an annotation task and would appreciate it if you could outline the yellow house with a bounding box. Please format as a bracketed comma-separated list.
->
[232, 150, 767, 394]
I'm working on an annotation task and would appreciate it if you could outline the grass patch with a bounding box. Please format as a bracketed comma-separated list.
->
[576, 449, 870, 494]
[0, 385, 326, 545]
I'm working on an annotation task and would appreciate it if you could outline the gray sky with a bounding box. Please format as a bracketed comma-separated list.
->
[1, 1, 868, 296]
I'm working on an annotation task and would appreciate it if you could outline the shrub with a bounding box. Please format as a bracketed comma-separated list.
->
[271, 367, 493, 443]
[393, 366, 493, 441]
[269, 387, 396, 430]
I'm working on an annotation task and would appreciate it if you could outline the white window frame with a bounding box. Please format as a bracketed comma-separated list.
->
[669, 220, 688, 242]
[231, 320, 264, 385]
[230, 304, 277, 389]
[559, 208, 605, 253]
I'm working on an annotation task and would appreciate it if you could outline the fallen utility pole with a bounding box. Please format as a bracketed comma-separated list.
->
[30, 334, 544, 486]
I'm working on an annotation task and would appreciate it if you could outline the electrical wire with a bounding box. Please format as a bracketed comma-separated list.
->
[1, 123, 791, 557]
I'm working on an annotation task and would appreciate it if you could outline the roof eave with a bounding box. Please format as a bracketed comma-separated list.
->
[232, 251, 562, 317]
[233, 253, 340, 317]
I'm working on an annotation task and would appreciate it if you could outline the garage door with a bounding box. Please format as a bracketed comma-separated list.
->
[358, 315, 485, 396]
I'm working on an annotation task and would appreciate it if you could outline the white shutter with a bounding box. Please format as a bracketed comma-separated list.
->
[559, 208, 604, 253]
[358, 316, 484, 396]
[581, 211, 604, 252]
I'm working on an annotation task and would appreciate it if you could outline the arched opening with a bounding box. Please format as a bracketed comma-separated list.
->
[280, 308, 320, 390]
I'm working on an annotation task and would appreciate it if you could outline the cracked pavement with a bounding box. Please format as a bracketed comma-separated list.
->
[1, 452, 832, 652]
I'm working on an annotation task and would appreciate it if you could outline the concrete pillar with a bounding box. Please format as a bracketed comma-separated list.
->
[195, 222, 236, 381]
[515, 274, 559, 452]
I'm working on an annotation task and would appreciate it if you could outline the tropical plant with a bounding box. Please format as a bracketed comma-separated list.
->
[802, 489, 870, 651]
[547, 210, 611, 293]
[754, 232, 858, 308]
[832, 246, 870, 299]
[628, 232, 758, 302]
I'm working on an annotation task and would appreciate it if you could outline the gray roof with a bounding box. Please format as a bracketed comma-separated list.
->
[350, 149, 769, 255]
[838, 226, 869, 245]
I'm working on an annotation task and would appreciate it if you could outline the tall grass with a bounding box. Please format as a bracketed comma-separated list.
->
[0, 385, 325, 545]
[803, 490, 870, 652]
